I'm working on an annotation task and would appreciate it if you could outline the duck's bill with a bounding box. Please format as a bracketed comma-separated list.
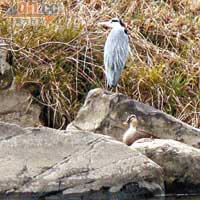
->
[123, 121, 128, 125]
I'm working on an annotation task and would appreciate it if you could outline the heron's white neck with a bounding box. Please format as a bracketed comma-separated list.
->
[112, 24, 124, 29]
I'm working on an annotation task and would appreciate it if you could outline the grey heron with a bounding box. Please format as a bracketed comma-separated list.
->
[100, 18, 129, 88]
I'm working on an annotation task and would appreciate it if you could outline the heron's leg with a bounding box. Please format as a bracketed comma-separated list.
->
[105, 79, 108, 90]
[115, 86, 118, 93]
[107, 83, 111, 91]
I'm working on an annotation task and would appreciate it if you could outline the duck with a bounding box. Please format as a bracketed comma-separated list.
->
[122, 114, 139, 146]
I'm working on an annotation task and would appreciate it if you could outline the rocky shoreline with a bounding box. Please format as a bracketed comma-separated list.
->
[0, 123, 164, 199]
[0, 88, 200, 199]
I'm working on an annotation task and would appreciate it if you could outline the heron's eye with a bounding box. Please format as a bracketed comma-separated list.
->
[111, 19, 119, 23]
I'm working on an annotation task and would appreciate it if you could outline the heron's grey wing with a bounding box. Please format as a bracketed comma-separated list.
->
[104, 29, 129, 86]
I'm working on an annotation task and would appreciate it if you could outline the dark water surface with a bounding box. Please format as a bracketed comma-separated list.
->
[1, 194, 200, 200]
[165, 196, 200, 200]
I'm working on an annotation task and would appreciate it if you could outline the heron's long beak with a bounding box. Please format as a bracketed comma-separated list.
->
[98, 21, 112, 28]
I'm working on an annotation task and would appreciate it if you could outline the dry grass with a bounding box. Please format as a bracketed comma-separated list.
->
[0, 0, 199, 128]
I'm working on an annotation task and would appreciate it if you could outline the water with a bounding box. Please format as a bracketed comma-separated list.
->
[1, 194, 200, 200]
[165, 196, 200, 200]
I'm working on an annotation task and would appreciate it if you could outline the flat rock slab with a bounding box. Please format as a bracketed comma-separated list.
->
[132, 138, 200, 194]
[0, 122, 163, 199]
[67, 88, 200, 148]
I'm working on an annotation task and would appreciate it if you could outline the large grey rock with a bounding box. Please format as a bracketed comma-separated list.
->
[131, 138, 200, 193]
[0, 90, 41, 127]
[0, 42, 41, 128]
[0, 122, 164, 199]
[0, 41, 13, 90]
[67, 88, 200, 148]
[0, 43, 10, 75]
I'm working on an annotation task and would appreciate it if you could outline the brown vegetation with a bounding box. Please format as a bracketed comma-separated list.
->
[0, 0, 199, 129]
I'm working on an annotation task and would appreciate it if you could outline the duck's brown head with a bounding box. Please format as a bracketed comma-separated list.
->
[123, 114, 138, 128]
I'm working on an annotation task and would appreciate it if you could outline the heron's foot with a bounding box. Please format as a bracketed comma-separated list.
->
[106, 84, 118, 93]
